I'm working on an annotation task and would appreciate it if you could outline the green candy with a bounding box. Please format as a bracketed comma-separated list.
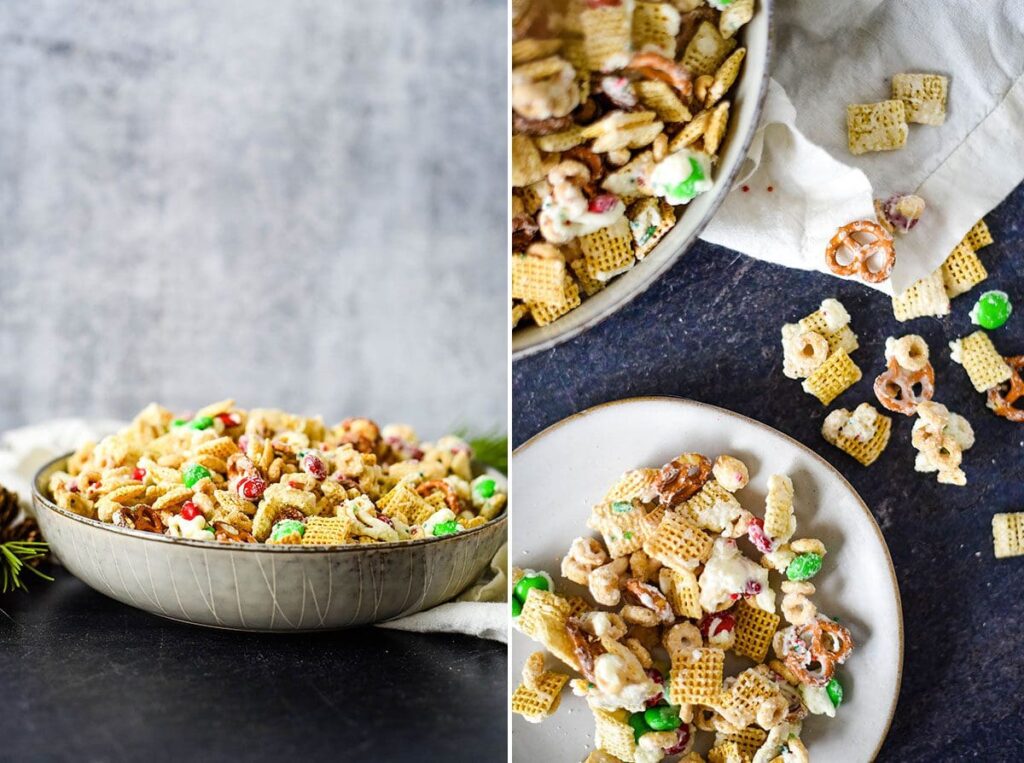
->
[171, 418, 188, 428]
[611, 500, 632, 513]
[189, 415, 214, 430]
[826, 676, 843, 708]
[643, 705, 682, 732]
[787, 552, 823, 581]
[666, 156, 706, 202]
[182, 464, 212, 488]
[513, 574, 550, 602]
[628, 712, 652, 742]
[432, 519, 460, 537]
[271, 519, 306, 542]
[473, 477, 496, 499]
[511, 597, 523, 618]
[971, 290, 1012, 330]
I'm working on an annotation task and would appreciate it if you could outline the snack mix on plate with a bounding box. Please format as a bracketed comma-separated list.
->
[511, 451, 854, 762]
[511, 0, 755, 331]
[47, 401, 506, 545]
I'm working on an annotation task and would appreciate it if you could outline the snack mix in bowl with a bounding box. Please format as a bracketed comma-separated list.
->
[47, 401, 507, 546]
[512, 0, 755, 331]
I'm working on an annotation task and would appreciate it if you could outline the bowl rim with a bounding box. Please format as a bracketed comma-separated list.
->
[511, 0, 775, 360]
[33, 452, 507, 553]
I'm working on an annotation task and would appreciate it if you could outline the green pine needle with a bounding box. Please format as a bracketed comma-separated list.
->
[458, 430, 508, 475]
[0, 541, 53, 594]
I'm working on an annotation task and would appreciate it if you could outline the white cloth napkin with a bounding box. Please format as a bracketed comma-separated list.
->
[701, 0, 1024, 294]
[0, 420, 507, 642]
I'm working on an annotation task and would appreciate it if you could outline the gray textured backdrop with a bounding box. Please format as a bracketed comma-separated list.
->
[0, 0, 506, 437]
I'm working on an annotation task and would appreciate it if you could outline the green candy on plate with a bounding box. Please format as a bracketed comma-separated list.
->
[513, 573, 550, 603]
[787, 552, 823, 581]
[643, 705, 682, 731]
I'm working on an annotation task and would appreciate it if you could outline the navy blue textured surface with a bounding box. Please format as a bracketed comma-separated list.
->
[514, 183, 1024, 761]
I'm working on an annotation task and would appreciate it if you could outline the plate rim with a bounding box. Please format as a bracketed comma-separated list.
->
[512, 395, 903, 761]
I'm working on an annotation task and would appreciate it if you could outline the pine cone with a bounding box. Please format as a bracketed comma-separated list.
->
[0, 483, 20, 529]
[1, 516, 41, 545]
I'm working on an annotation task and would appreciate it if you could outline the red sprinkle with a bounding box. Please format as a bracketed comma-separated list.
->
[180, 502, 201, 521]
[767, 185, 774, 192]
[745, 580, 763, 596]
[132, 468, 146, 481]
[741, 185, 750, 192]
[588, 194, 619, 214]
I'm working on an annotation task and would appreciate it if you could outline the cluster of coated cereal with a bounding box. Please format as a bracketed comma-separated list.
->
[780, 298, 862, 406]
[511, 451, 853, 763]
[511, 0, 755, 331]
[48, 401, 506, 546]
[950, 331, 1024, 423]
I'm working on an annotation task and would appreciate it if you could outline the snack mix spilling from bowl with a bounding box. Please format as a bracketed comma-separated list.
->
[511, 0, 755, 331]
[511, 451, 853, 763]
[47, 401, 506, 546]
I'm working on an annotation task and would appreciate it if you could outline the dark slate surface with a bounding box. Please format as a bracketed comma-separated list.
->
[0, 571, 506, 762]
[514, 183, 1024, 762]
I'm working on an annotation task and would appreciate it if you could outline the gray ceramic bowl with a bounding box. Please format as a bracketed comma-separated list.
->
[512, 0, 774, 360]
[33, 454, 507, 632]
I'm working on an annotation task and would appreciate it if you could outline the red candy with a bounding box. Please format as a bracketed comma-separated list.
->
[301, 452, 328, 481]
[132, 468, 146, 481]
[699, 612, 736, 639]
[664, 725, 692, 755]
[180, 502, 201, 521]
[588, 194, 618, 214]
[747, 516, 775, 554]
[236, 475, 266, 501]
[217, 412, 240, 427]
[644, 668, 665, 707]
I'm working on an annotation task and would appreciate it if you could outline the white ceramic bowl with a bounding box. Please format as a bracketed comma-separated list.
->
[33, 454, 507, 632]
[513, 2, 774, 359]
[511, 397, 902, 762]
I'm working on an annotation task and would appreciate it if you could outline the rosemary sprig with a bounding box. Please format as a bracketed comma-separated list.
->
[459, 431, 509, 475]
[0, 541, 53, 593]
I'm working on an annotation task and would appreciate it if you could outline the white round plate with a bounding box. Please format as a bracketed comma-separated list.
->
[511, 397, 902, 762]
